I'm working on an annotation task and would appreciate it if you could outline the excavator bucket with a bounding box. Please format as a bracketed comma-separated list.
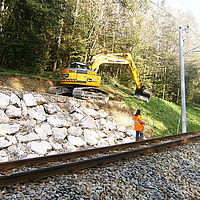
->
[134, 87, 152, 102]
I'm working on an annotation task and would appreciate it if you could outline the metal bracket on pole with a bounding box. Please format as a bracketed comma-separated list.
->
[184, 45, 200, 55]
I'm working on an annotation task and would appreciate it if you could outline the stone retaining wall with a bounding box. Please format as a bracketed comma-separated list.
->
[0, 87, 136, 162]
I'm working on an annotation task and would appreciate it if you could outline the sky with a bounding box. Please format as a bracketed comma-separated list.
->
[167, 0, 200, 27]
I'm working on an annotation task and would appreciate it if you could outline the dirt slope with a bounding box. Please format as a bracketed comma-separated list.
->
[0, 74, 54, 93]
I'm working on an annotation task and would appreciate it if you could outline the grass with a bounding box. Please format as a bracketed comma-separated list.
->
[125, 96, 200, 137]
[103, 82, 200, 137]
[0, 67, 59, 81]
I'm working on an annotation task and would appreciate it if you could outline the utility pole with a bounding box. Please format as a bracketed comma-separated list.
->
[179, 27, 187, 133]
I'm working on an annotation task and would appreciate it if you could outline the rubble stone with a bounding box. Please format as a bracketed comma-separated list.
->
[68, 135, 87, 147]
[47, 115, 70, 128]
[0, 93, 10, 110]
[28, 141, 52, 155]
[52, 127, 68, 141]
[0, 110, 9, 123]
[10, 93, 21, 107]
[0, 124, 20, 135]
[5, 105, 22, 118]
[23, 93, 37, 107]
[0, 137, 12, 149]
[28, 105, 46, 122]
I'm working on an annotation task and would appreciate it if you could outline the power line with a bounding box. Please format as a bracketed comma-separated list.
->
[147, 0, 200, 38]
[176, 0, 200, 23]
[148, 0, 186, 27]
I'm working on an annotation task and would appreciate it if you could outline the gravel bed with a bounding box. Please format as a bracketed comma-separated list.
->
[0, 142, 199, 200]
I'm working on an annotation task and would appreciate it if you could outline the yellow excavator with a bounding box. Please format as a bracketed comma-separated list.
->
[49, 53, 151, 102]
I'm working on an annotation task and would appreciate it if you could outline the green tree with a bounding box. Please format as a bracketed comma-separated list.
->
[0, 0, 64, 72]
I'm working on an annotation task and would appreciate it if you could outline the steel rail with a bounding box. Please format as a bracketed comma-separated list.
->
[0, 133, 200, 187]
[0, 130, 199, 171]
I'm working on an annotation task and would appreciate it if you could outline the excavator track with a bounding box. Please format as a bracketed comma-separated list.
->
[49, 86, 109, 102]
[73, 87, 109, 102]
[48, 86, 73, 95]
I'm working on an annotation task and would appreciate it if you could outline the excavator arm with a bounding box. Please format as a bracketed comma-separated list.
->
[88, 53, 151, 102]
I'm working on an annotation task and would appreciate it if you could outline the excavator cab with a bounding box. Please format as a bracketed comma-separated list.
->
[70, 62, 89, 69]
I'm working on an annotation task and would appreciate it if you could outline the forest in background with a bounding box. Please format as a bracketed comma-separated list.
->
[0, 0, 199, 104]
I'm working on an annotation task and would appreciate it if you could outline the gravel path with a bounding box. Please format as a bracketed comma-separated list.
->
[0, 142, 200, 200]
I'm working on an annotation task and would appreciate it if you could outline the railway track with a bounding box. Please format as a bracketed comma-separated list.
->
[0, 130, 200, 187]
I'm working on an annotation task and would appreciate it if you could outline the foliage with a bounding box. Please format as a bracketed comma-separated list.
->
[0, 0, 65, 72]
[0, 0, 199, 104]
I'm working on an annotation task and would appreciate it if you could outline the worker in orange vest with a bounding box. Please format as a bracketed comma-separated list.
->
[134, 109, 145, 141]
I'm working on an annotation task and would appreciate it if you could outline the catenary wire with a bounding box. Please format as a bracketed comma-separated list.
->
[147, 0, 200, 38]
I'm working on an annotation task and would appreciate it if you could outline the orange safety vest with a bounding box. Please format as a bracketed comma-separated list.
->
[134, 115, 145, 131]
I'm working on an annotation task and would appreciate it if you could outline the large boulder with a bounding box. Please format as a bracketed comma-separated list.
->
[21, 100, 28, 117]
[0, 123, 20, 136]
[49, 138, 63, 150]
[0, 110, 9, 123]
[7, 144, 26, 158]
[68, 135, 86, 147]
[0, 150, 9, 162]
[34, 95, 47, 105]
[106, 117, 117, 131]
[6, 105, 22, 118]
[28, 105, 46, 122]
[5, 135, 17, 145]
[62, 142, 77, 152]
[0, 137, 12, 149]
[71, 112, 84, 122]
[126, 129, 136, 137]
[16, 132, 39, 142]
[0, 93, 10, 110]
[52, 127, 68, 141]
[84, 129, 99, 146]
[122, 136, 135, 143]
[67, 99, 81, 113]
[10, 93, 21, 108]
[68, 126, 83, 136]
[95, 118, 107, 130]
[47, 114, 71, 128]
[35, 123, 52, 139]
[83, 108, 101, 119]
[117, 125, 126, 133]
[79, 116, 97, 129]
[43, 103, 60, 114]
[28, 141, 52, 155]
[23, 93, 37, 107]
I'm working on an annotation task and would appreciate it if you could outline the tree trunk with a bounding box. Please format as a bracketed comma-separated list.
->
[163, 67, 167, 100]
[0, 0, 5, 32]
[1, 0, 5, 12]
[53, 18, 63, 72]
[53, 60, 57, 72]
